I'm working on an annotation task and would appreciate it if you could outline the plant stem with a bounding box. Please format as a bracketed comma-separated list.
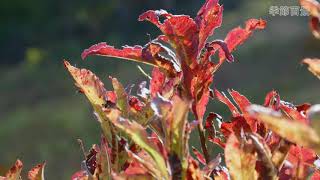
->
[197, 122, 210, 163]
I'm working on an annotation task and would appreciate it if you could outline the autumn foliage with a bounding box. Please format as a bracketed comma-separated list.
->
[2, 0, 320, 179]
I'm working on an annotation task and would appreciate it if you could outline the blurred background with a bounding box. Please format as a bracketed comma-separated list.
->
[1, 0, 320, 178]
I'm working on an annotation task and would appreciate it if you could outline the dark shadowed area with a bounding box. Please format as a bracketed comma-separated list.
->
[0, 0, 319, 178]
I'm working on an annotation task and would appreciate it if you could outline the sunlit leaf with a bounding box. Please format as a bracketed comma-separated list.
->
[225, 134, 258, 180]
[196, 0, 223, 51]
[299, 0, 320, 39]
[82, 42, 180, 76]
[4, 160, 23, 180]
[248, 104, 320, 154]
[150, 68, 165, 98]
[28, 162, 45, 180]
[64, 60, 114, 140]
[139, 10, 199, 66]
[302, 58, 320, 79]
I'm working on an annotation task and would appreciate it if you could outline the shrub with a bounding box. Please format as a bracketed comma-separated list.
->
[2, 0, 320, 179]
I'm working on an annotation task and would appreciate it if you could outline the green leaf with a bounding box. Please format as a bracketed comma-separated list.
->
[103, 108, 169, 180]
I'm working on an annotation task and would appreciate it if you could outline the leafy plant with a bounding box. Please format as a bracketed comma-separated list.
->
[2, 0, 320, 179]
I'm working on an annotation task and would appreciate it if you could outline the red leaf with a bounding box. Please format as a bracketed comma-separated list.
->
[310, 16, 320, 39]
[229, 90, 257, 132]
[192, 147, 206, 165]
[280, 102, 309, 124]
[139, 10, 199, 65]
[287, 145, 317, 167]
[296, 103, 311, 113]
[82, 42, 143, 61]
[264, 90, 280, 110]
[106, 91, 117, 104]
[138, 9, 172, 27]
[208, 137, 226, 148]
[192, 87, 211, 121]
[128, 96, 144, 112]
[221, 116, 251, 138]
[228, 90, 251, 112]
[82, 42, 179, 76]
[285, 145, 317, 179]
[196, 0, 223, 51]
[150, 67, 165, 98]
[214, 89, 240, 117]
[311, 170, 320, 180]
[218, 19, 266, 62]
[85, 145, 99, 175]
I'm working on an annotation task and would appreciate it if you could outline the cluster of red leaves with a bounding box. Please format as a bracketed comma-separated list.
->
[66, 0, 320, 179]
[65, 0, 269, 179]
[81, 0, 266, 122]
[209, 89, 320, 179]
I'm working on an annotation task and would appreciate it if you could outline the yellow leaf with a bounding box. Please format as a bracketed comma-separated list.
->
[249, 104, 320, 154]
[302, 58, 320, 79]
[225, 134, 258, 180]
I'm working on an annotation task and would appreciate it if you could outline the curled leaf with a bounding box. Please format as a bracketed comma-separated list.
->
[310, 16, 320, 39]
[299, 0, 320, 39]
[139, 10, 199, 65]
